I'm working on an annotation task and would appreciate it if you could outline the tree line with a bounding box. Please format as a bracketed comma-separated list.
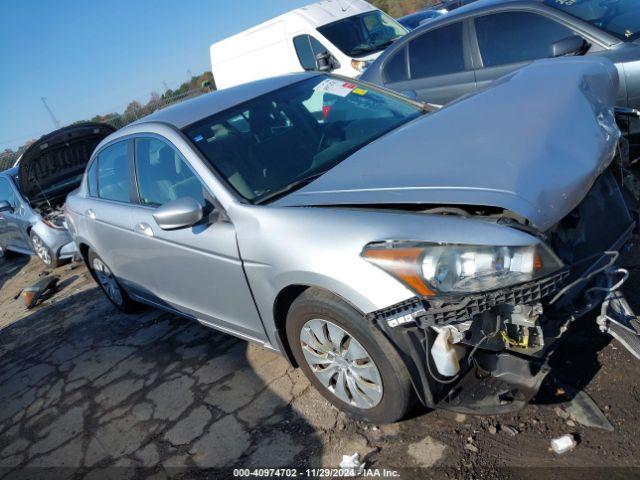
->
[0, 71, 214, 171]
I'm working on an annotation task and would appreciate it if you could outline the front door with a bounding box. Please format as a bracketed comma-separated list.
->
[127, 136, 266, 341]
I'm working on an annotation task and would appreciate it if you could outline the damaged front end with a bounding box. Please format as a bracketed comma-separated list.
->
[365, 150, 640, 415]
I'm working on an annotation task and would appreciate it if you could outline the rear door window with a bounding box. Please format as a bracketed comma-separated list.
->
[134, 137, 206, 208]
[475, 12, 575, 67]
[408, 22, 465, 79]
[97, 141, 131, 203]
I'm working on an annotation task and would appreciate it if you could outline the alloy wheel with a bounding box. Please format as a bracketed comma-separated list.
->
[31, 234, 51, 265]
[92, 258, 123, 306]
[300, 318, 383, 409]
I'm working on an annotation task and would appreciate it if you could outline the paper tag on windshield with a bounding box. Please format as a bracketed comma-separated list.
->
[314, 79, 356, 97]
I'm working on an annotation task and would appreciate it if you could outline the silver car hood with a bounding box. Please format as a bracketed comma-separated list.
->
[274, 57, 621, 231]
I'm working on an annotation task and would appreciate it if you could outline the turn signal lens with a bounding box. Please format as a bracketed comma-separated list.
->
[362, 246, 436, 297]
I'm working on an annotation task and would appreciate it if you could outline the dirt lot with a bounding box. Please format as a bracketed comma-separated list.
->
[0, 253, 639, 479]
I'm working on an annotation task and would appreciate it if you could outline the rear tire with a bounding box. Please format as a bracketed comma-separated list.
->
[286, 288, 414, 424]
[87, 250, 139, 313]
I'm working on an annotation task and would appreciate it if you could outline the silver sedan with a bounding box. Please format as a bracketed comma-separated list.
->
[0, 167, 76, 267]
[66, 58, 640, 423]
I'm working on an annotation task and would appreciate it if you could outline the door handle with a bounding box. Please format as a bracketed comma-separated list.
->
[134, 222, 154, 237]
[85, 209, 96, 219]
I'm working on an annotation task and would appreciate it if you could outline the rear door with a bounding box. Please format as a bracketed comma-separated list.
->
[80, 139, 146, 296]
[380, 21, 476, 104]
[471, 11, 580, 90]
[126, 136, 267, 342]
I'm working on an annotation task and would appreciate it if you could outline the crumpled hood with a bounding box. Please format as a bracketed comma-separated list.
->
[275, 57, 621, 231]
[18, 123, 115, 203]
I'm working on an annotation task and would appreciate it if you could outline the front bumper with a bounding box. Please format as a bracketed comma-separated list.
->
[57, 240, 79, 260]
[369, 262, 640, 415]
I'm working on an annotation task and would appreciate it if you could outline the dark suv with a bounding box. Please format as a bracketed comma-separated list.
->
[360, 0, 640, 149]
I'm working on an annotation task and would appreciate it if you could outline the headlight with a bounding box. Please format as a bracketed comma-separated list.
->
[361, 241, 563, 297]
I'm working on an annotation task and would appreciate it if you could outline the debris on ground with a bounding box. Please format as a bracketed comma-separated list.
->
[21, 275, 59, 309]
[64, 262, 80, 272]
[464, 437, 479, 453]
[339, 453, 365, 476]
[550, 434, 578, 454]
[554, 389, 614, 431]
[501, 424, 519, 436]
[564, 390, 614, 431]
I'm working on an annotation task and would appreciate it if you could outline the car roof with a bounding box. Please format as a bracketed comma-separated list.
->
[131, 72, 321, 130]
[421, 0, 541, 23]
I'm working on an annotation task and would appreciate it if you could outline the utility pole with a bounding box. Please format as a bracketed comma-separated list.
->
[187, 69, 193, 81]
[41, 97, 61, 129]
[162, 81, 170, 93]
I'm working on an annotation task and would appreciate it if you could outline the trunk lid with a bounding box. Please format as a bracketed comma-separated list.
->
[18, 123, 115, 206]
[275, 57, 621, 231]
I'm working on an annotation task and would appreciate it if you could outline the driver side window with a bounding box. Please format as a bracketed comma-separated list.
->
[134, 138, 206, 208]
[475, 12, 575, 67]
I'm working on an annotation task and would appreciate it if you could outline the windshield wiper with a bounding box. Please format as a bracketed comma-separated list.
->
[350, 37, 400, 56]
[255, 171, 327, 205]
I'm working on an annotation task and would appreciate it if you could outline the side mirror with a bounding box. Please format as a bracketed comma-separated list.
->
[552, 35, 589, 57]
[152, 197, 203, 230]
[401, 90, 418, 101]
[0, 200, 13, 213]
[315, 51, 338, 72]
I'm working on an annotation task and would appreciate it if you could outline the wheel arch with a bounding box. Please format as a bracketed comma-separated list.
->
[271, 282, 429, 406]
[271, 283, 380, 367]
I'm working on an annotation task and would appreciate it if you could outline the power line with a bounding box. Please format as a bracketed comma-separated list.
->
[41, 97, 61, 129]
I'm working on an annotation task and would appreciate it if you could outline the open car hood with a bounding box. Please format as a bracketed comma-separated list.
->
[274, 57, 621, 231]
[18, 123, 115, 203]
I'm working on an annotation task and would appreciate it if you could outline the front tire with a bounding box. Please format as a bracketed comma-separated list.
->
[87, 250, 139, 313]
[286, 288, 414, 424]
[30, 231, 63, 268]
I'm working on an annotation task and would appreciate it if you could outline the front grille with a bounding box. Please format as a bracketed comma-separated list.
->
[368, 270, 569, 328]
[416, 271, 569, 327]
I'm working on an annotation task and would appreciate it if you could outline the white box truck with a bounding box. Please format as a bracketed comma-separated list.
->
[210, 0, 407, 90]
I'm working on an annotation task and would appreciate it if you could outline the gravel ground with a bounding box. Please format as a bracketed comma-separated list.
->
[0, 253, 639, 479]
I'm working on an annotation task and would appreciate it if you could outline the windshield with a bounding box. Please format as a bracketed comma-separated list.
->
[545, 0, 640, 41]
[317, 10, 407, 57]
[183, 76, 421, 204]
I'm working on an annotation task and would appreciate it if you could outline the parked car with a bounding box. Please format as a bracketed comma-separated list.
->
[210, 0, 407, 89]
[360, 0, 640, 151]
[66, 58, 640, 423]
[398, 0, 479, 29]
[397, 10, 444, 30]
[0, 123, 114, 267]
[432, 0, 479, 13]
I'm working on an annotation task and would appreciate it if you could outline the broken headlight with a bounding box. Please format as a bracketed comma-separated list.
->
[362, 242, 563, 297]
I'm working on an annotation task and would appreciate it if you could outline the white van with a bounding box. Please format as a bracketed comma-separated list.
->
[210, 0, 407, 90]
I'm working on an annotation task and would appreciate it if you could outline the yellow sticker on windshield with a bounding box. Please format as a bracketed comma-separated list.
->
[352, 88, 368, 96]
